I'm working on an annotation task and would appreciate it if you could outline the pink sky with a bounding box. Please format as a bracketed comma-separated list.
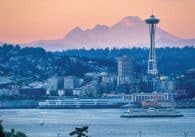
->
[0, 0, 195, 43]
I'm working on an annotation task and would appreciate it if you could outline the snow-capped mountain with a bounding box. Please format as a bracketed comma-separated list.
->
[24, 16, 195, 51]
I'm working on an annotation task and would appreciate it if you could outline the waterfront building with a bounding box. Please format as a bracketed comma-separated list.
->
[176, 69, 195, 98]
[132, 92, 172, 102]
[155, 76, 176, 93]
[81, 81, 98, 97]
[101, 92, 172, 103]
[64, 89, 74, 96]
[49, 90, 58, 96]
[73, 88, 83, 96]
[184, 69, 195, 98]
[58, 90, 65, 96]
[19, 88, 46, 96]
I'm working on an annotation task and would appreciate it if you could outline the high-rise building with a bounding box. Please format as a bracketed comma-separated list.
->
[117, 56, 133, 77]
[64, 76, 79, 90]
[47, 77, 58, 91]
[117, 56, 133, 85]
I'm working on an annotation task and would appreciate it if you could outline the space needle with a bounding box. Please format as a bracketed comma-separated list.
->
[145, 14, 160, 79]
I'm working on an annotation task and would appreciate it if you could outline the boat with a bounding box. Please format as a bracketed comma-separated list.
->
[40, 122, 44, 126]
[120, 108, 184, 118]
[38, 98, 129, 109]
[120, 102, 140, 108]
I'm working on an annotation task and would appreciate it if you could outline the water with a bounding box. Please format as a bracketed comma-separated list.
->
[0, 109, 195, 137]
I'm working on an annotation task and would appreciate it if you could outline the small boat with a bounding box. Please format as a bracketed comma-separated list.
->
[40, 122, 44, 126]
[120, 103, 133, 108]
[120, 108, 184, 118]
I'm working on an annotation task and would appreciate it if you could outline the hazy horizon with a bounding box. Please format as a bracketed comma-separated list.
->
[1, 0, 195, 44]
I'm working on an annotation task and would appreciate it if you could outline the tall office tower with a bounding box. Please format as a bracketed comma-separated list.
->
[145, 14, 160, 79]
[117, 56, 133, 85]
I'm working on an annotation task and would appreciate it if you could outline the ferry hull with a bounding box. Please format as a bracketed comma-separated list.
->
[120, 108, 184, 118]
[38, 99, 128, 109]
[120, 114, 184, 118]
[38, 104, 122, 109]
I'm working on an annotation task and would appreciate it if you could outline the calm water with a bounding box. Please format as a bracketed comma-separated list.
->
[0, 109, 195, 137]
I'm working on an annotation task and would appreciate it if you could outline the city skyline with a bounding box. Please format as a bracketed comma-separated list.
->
[0, 1, 195, 137]
[1, 0, 195, 43]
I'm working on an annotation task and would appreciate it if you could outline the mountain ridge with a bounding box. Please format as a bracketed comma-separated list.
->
[22, 16, 195, 51]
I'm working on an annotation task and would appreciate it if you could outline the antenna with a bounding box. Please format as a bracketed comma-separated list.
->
[152, 9, 154, 15]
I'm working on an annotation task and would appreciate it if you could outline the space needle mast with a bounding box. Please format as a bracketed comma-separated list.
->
[145, 14, 160, 79]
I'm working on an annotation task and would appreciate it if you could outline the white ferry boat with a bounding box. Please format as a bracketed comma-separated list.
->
[38, 98, 129, 109]
[120, 108, 184, 118]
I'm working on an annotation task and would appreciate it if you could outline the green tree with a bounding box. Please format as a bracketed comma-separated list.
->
[14, 131, 27, 137]
[0, 121, 27, 137]
[69, 126, 89, 137]
[0, 120, 5, 137]
[4, 129, 27, 137]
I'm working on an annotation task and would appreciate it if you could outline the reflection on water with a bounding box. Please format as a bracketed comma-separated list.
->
[0, 109, 195, 137]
